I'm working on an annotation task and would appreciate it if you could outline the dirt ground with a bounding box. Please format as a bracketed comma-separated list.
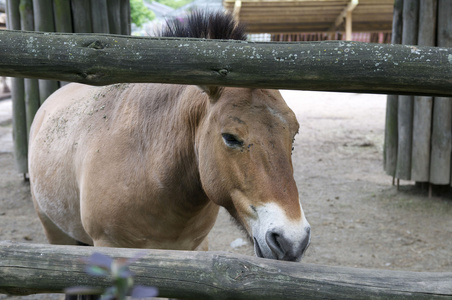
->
[1, 90, 451, 299]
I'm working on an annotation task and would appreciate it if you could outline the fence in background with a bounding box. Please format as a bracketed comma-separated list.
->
[384, 0, 452, 189]
[5, 0, 130, 174]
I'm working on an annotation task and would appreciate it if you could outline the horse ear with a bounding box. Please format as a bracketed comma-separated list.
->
[198, 85, 224, 103]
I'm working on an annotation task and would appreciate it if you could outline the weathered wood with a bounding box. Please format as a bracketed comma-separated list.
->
[418, 0, 437, 46]
[384, 0, 403, 177]
[1, 241, 451, 299]
[71, 0, 92, 33]
[19, 0, 40, 141]
[10, 78, 28, 173]
[53, 0, 73, 33]
[119, 0, 131, 35]
[431, 0, 452, 185]
[107, 0, 121, 35]
[5, 0, 20, 31]
[395, 0, 419, 180]
[411, 0, 437, 182]
[395, 95, 413, 180]
[32, 0, 54, 32]
[401, 0, 419, 46]
[437, 0, 452, 47]
[33, 0, 59, 104]
[391, 0, 404, 45]
[0, 31, 451, 96]
[430, 97, 452, 184]
[6, 0, 28, 174]
[90, 0, 109, 33]
[384, 94, 398, 177]
[53, 0, 72, 87]
[19, 0, 33, 31]
[411, 96, 432, 181]
[23, 78, 39, 137]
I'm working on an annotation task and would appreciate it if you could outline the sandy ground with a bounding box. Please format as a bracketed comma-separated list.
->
[1, 90, 451, 299]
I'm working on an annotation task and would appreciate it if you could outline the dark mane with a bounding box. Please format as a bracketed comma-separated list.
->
[160, 11, 247, 41]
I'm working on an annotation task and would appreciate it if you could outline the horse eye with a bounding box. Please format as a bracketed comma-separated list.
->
[222, 133, 243, 148]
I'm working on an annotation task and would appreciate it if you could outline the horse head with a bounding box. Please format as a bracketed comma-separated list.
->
[196, 86, 311, 261]
[164, 10, 311, 261]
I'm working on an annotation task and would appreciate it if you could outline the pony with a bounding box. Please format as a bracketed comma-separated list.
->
[28, 11, 311, 266]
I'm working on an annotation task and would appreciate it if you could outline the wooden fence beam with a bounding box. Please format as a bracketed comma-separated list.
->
[328, 0, 359, 33]
[1, 241, 451, 299]
[0, 30, 451, 96]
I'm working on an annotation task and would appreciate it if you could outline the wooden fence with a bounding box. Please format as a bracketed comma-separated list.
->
[384, 0, 452, 188]
[5, 0, 130, 174]
[0, 30, 451, 95]
[1, 5, 452, 300]
[1, 241, 451, 299]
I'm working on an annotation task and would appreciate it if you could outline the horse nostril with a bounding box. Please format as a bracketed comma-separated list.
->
[266, 229, 311, 261]
[265, 231, 282, 258]
[265, 231, 286, 259]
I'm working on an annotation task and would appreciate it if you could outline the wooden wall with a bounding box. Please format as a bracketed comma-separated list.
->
[384, 0, 452, 186]
[5, 0, 130, 175]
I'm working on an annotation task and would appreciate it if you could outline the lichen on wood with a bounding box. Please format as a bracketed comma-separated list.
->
[1, 241, 451, 299]
[0, 30, 451, 96]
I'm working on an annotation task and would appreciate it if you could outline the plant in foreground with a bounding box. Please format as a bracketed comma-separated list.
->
[65, 252, 158, 300]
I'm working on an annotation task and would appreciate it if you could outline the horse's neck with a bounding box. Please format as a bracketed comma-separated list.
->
[131, 84, 209, 204]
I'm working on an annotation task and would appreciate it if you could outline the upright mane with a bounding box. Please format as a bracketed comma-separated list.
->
[160, 11, 247, 41]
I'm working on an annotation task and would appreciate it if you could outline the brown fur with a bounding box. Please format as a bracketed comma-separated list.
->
[29, 83, 304, 252]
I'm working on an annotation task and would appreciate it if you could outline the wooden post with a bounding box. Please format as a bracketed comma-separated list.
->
[430, 0, 452, 185]
[345, 10, 352, 41]
[233, 0, 242, 22]
[6, 0, 28, 174]
[384, 95, 398, 177]
[328, 0, 358, 38]
[120, 0, 131, 35]
[411, 0, 437, 182]
[19, 0, 40, 141]
[71, 0, 92, 33]
[395, 0, 419, 180]
[90, 0, 109, 33]
[7, 0, 129, 175]
[53, 0, 73, 33]
[32, 0, 54, 32]
[53, 0, 73, 86]
[384, 0, 403, 178]
[33, 0, 59, 104]
[107, 0, 121, 34]
[395, 95, 413, 180]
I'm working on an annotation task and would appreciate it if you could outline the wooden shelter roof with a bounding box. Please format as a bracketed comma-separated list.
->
[223, 0, 394, 34]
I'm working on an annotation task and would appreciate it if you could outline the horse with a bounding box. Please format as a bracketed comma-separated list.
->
[28, 12, 311, 267]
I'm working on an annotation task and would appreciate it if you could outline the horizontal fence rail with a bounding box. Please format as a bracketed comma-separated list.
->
[1, 241, 452, 299]
[0, 30, 451, 96]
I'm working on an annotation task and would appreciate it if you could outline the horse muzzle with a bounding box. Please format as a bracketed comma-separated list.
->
[254, 225, 311, 262]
